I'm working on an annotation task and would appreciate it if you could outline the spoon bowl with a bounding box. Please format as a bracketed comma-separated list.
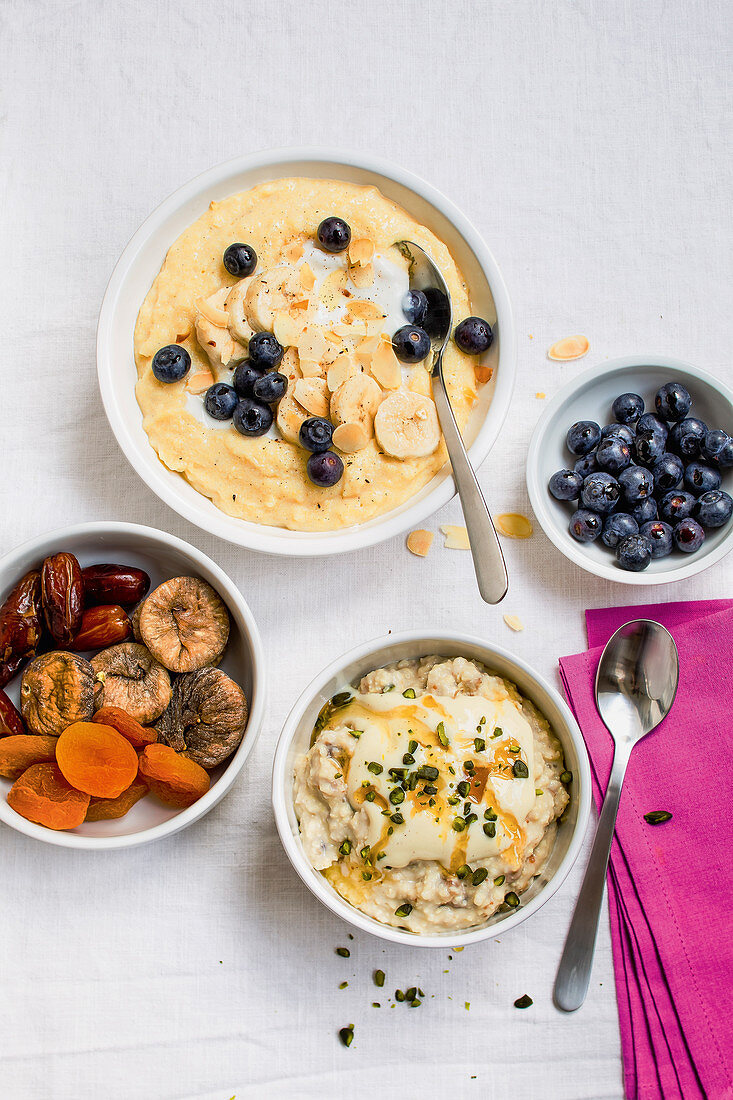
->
[397, 240, 508, 604]
[554, 619, 679, 1011]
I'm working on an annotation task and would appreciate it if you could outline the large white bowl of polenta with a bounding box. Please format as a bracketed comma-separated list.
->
[97, 149, 516, 556]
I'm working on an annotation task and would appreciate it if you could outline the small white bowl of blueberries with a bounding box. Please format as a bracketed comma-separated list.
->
[526, 356, 733, 583]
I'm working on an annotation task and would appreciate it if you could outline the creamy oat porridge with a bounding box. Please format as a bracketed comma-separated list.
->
[134, 178, 494, 531]
[293, 655, 570, 934]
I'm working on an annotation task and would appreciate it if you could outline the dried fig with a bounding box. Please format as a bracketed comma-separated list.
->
[0, 570, 43, 686]
[41, 552, 84, 646]
[20, 651, 94, 736]
[68, 605, 132, 651]
[91, 643, 171, 725]
[138, 577, 229, 673]
[0, 688, 26, 737]
[156, 666, 247, 768]
[82, 564, 151, 607]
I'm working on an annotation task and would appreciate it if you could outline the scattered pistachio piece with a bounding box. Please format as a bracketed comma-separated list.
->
[644, 810, 673, 825]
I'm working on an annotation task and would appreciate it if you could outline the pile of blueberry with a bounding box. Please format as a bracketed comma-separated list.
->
[150, 215, 495, 490]
[548, 382, 733, 571]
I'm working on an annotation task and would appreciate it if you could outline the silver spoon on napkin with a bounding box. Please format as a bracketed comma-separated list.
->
[396, 242, 508, 604]
[554, 618, 679, 1011]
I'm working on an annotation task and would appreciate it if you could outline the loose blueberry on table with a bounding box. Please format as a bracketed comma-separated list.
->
[548, 380, 732, 569]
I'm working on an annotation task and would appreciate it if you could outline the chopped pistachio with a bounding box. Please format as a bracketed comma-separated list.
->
[395, 902, 413, 918]
[338, 1025, 354, 1047]
[339, 981, 348, 989]
[367, 761, 383, 775]
[644, 810, 673, 825]
[374, 969, 385, 987]
[389, 788, 405, 805]
[455, 864, 472, 879]
[474, 737, 486, 752]
[338, 839, 352, 856]
[402, 752, 415, 765]
[514, 994, 533, 1009]
[436, 721, 449, 747]
[512, 759, 530, 779]
[332, 691, 353, 708]
[560, 770, 573, 784]
[452, 818, 467, 832]
[408, 739, 418, 754]
[472, 867, 488, 886]
[402, 688, 416, 699]
[336, 947, 350, 957]
[390, 812, 404, 824]
[493, 874, 505, 886]
[504, 891, 520, 908]
[483, 821, 496, 838]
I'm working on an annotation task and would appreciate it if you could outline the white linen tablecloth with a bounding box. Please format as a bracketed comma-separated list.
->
[0, 1, 730, 1097]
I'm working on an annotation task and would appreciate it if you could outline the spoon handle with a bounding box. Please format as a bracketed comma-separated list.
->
[431, 360, 509, 604]
[554, 744, 632, 1011]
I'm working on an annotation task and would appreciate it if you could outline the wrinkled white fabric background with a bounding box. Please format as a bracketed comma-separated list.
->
[0, 1, 730, 1098]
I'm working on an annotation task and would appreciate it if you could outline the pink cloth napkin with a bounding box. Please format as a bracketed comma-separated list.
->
[559, 599, 733, 1100]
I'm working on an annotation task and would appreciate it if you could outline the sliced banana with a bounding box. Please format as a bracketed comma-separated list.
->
[275, 349, 307, 444]
[225, 278, 255, 344]
[374, 389, 441, 459]
[194, 288, 246, 370]
[330, 373, 382, 429]
[245, 264, 302, 331]
[327, 354, 360, 393]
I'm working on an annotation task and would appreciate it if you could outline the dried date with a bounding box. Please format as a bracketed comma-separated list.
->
[68, 605, 132, 651]
[0, 688, 26, 737]
[82, 564, 150, 608]
[0, 570, 42, 687]
[41, 552, 84, 646]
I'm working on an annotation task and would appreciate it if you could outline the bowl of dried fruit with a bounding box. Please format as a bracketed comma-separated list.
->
[0, 522, 265, 848]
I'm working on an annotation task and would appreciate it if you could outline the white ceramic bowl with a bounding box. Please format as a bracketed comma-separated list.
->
[97, 147, 516, 556]
[272, 631, 591, 948]
[0, 522, 265, 849]
[527, 355, 733, 584]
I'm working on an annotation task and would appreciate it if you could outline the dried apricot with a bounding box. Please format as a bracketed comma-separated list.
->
[7, 762, 90, 830]
[0, 734, 58, 779]
[138, 743, 210, 808]
[56, 721, 139, 798]
[91, 706, 157, 748]
[85, 778, 149, 822]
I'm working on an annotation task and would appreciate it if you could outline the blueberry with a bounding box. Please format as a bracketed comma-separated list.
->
[602, 513, 638, 549]
[581, 472, 621, 515]
[612, 392, 644, 424]
[633, 431, 667, 466]
[253, 371, 288, 405]
[683, 462, 721, 496]
[307, 451, 344, 487]
[702, 429, 733, 468]
[204, 382, 238, 420]
[151, 344, 191, 383]
[223, 243, 257, 278]
[651, 453, 684, 491]
[659, 490, 696, 523]
[392, 325, 431, 363]
[601, 423, 635, 446]
[454, 316, 493, 355]
[640, 520, 674, 558]
[673, 518, 705, 553]
[655, 382, 692, 422]
[232, 397, 273, 437]
[299, 417, 333, 454]
[422, 288, 451, 340]
[232, 360, 264, 398]
[618, 465, 654, 503]
[596, 437, 632, 474]
[574, 453, 599, 478]
[569, 509, 603, 543]
[549, 470, 583, 501]
[617, 534, 653, 571]
[317, 216, 351, 253]
[402, 290, 428, 326]
[668, 417, 708, 460]
[694, 489, 733, 528]
[248, 332, 284, 370]
[637, 413, 668, 439]
[631, 498, 658, 525]
[566, 420, 602, 456]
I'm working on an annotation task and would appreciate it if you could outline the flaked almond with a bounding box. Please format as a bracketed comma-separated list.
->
[290, 298, 310, 312]
[274, 310, 307, 348]
[407, 529, 434, 557]
[324, 330, 343, 346]
[285, 239, 305, 263]
[475, 365, 493, 384]
[355, 334, 380, 367]
[299, 263, 316, 291]
[349, 261, 374, 289]
[369, 339, 402, 389]
[186, 370, 215, 395]
[348, 299, 384, 321]
[332, 422, 370, 453]
[195, 295, 229, 328]
[319, 268, 348, 308]
[440, 524, 471, 550]
[297, 327, 328, 363]
[363, 319, 387, 337]
[348, 238, 375, 267]
[503, 614, 524, 632]
[299, 358, 326, 379]
[293, 377, 330, 417]
[327, 355, 359, 392]
[495, 513, 533, 539]
[547, 335, 589, 361]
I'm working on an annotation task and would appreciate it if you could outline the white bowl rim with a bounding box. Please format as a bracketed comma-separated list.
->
[526, 353, 733, 585]
[97, 144, 517, 557]
[0, 520, 266, 849]
[271, 628, 591, 948]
